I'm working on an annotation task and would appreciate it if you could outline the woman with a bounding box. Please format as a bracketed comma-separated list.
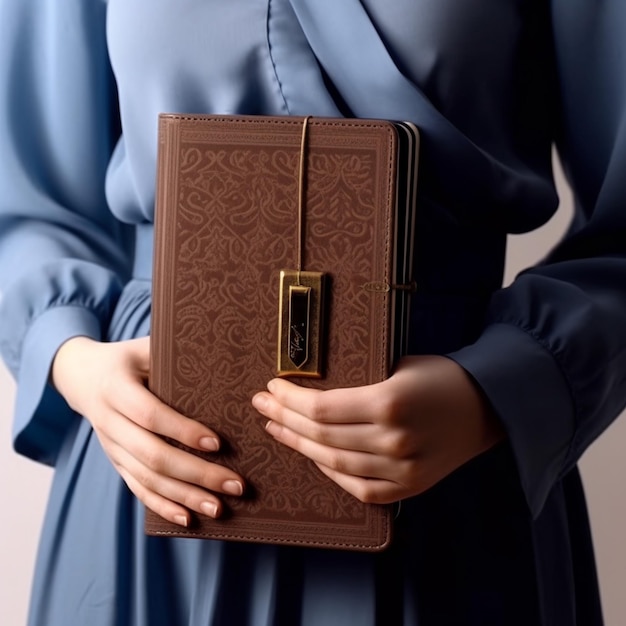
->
[1, 1, 625, 624]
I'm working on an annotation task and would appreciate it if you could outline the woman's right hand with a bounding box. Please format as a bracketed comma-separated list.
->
[51, 335, 244, 527]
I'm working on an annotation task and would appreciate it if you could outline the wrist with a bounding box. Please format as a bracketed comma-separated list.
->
[51, 335, 98, 398]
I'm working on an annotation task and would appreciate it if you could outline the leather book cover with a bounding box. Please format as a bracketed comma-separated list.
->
[146, 114, 419, 551]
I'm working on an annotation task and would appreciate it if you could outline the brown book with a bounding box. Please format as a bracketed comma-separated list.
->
[146, 114, 419, 551]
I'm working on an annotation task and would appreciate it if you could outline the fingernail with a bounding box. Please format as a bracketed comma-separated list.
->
[174, 514, 188, 527]
[223, 480, 244, 496]
[267, 380, 276, 393]
[200, 501, 219, 518]
[252, 394, 268, 411]
[199, 437, 219, 451]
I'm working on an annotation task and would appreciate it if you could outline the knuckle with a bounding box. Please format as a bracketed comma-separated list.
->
[195, 467, 214, 490]
[273, 402, 289, 424]
[308, 393, 327, 423]
[354, 484, 378, 504]
[311, 421, 330, 445]
[166, 419, 188, 444]
[142, 447, 166, 473]
[327, 450, 346, 474]
[384, 430, 414, 458]
[181, 489, 201, 510]
[133, 465, 156, 492]
[377, 395, 399, 425]
[117, 467, 135, 491]
[196, 463, 226, 491]
[135, 402, 159, 431]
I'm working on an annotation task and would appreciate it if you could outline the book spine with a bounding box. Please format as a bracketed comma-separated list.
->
[149, 115, 180, 403]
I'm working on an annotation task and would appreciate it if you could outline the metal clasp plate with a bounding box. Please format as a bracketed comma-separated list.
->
[277, 270, 326, 378]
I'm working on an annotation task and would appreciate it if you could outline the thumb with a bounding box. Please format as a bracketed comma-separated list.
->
[123, 335, 151, 373]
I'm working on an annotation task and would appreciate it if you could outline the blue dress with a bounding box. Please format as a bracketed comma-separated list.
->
[1, 1, 625, 624]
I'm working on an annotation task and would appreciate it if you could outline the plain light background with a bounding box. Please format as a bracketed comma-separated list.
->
[1, 161, 625, 625]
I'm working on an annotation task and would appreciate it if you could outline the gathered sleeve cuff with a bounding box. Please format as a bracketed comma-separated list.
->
[1, 256, 126, 464]
[12, 306, 102, 465]
[449, 323, 575, 517]
[448, 255, 626, 518]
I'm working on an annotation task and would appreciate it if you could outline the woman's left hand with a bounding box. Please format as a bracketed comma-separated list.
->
[251, 355, 505, 504]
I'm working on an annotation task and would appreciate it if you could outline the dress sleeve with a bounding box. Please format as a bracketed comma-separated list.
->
[449, 0, 626, 517]
[0, 0, 132, 465]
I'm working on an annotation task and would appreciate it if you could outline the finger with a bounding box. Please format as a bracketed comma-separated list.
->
[315, 463, 405, 505]
[101, 410, 245, 496]
[264, 419, 405, 482]
[112, 447, 224, 520]
[253, 392, 381, 452]
[118, 465, 193, 527]
[258, 378, 383, 425]
[109, 380, 221, 453]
